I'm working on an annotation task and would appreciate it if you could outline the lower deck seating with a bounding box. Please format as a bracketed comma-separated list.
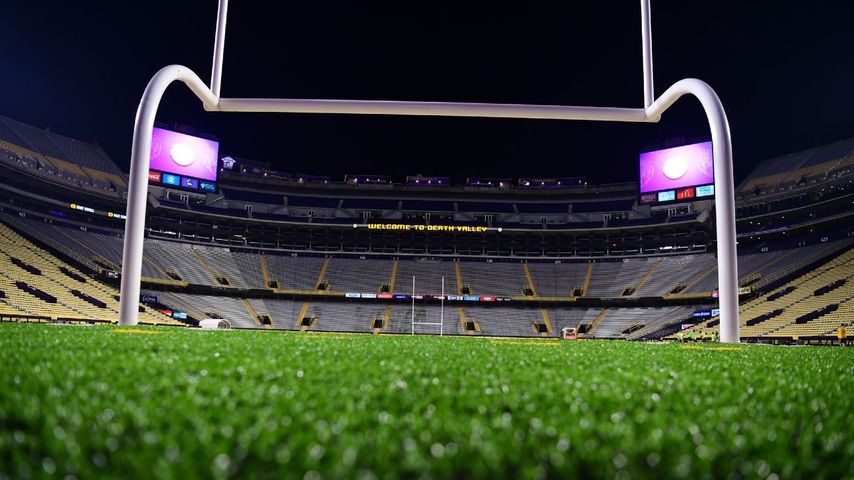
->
[0, 221, 180, 325]
[684, 247, 854, 339]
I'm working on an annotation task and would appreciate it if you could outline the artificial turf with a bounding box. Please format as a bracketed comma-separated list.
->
[0, 323, 852, 479]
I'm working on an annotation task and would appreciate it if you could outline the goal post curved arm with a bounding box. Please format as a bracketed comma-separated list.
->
[117, 66, 217, 326]
[647, 78, 739, 343]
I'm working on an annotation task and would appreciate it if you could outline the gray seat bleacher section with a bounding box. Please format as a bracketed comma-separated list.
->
[197, 249, 263, 288]
[527, 262, 589, 297]
[305, 302, 387, 333]
[231, 252, 266, 288]
[463, 306, 542, 337]
[635, 255, 715, 296]
[170, 293, 257, 329]
[385, 304, 463, 336]
[459, 262, 528, 296]
[395, 259, 458, 294]
[248, 298, 306, 330]
[585, 259, 654, 297]
[624, 306, 699, 340]
[548, 308, 601, 333]
[322, 257, 392, 293]
[144, 241, 215, 285]
[60, 227, 169, 280]
[384, 307, 414, 334]
[266, 255, 325, 290]
[593, 308, 653, 338]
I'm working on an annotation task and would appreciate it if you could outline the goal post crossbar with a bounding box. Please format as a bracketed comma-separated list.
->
[118, 0, 740, 343]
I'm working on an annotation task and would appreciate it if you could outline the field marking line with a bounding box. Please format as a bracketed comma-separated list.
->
[490, 339, 561, 347]
[680, 345, 742, 351]
[113, 328, 165, 335]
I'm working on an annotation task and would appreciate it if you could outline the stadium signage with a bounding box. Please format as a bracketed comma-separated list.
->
[69, 202, 128, 221]
[366, 224, 489, 233]
[69, 203, 95, 213]
[693, 308, 721, 318]
[714, 287, 752, 297]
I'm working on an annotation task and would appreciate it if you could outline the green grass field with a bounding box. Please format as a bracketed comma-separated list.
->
[1, 323, 852, 479]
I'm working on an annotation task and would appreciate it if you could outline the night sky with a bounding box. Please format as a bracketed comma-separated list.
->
[1, 1, 852, 185]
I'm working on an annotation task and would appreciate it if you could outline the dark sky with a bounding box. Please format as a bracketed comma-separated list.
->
[1, 1, 852, 185]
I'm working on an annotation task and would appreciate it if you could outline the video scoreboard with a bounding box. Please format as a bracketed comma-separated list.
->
[148, 127, 219, 193]
[638, 141, 715, 205]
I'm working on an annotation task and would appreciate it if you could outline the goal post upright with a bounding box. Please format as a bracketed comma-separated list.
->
[117, 0, 740, 343]
[440, 276, 444, 336]
[411, 276, 415, 335]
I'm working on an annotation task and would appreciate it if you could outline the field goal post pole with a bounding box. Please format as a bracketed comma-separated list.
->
[410, 275, 415, 335]
[117, 0, 739, 343]
[440, 276, 444, 336]
[409, 274, 445, 335]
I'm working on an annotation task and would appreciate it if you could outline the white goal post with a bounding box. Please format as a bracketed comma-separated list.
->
[118, 0, 740, 343]
[410, 276, 445, 336]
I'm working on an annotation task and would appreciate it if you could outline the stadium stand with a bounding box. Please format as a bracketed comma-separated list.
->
[322, 257, 394, 293]
[0, 115, 124, 175]
[0, 114, 851, 340]
[737, 137, 854, 198]
[0, 115, 127, 196]
[682, 245, 854, 340]
[0, 222, 179, 325]
[458, 261, 529, 297]
[395, 259, 458, 294]
[266, 255, 327, 291]
[527, 262, 590, 297]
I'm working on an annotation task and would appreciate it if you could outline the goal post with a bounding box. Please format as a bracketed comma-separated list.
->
[117, 0, 740, 343]
[410, 276, 445, 336]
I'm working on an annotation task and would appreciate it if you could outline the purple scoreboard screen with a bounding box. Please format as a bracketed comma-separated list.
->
[148, 127, 219, 192]
[638, 141, 715, 204]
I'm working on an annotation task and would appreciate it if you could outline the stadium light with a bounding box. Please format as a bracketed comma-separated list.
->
[118, 0, 740, 343]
